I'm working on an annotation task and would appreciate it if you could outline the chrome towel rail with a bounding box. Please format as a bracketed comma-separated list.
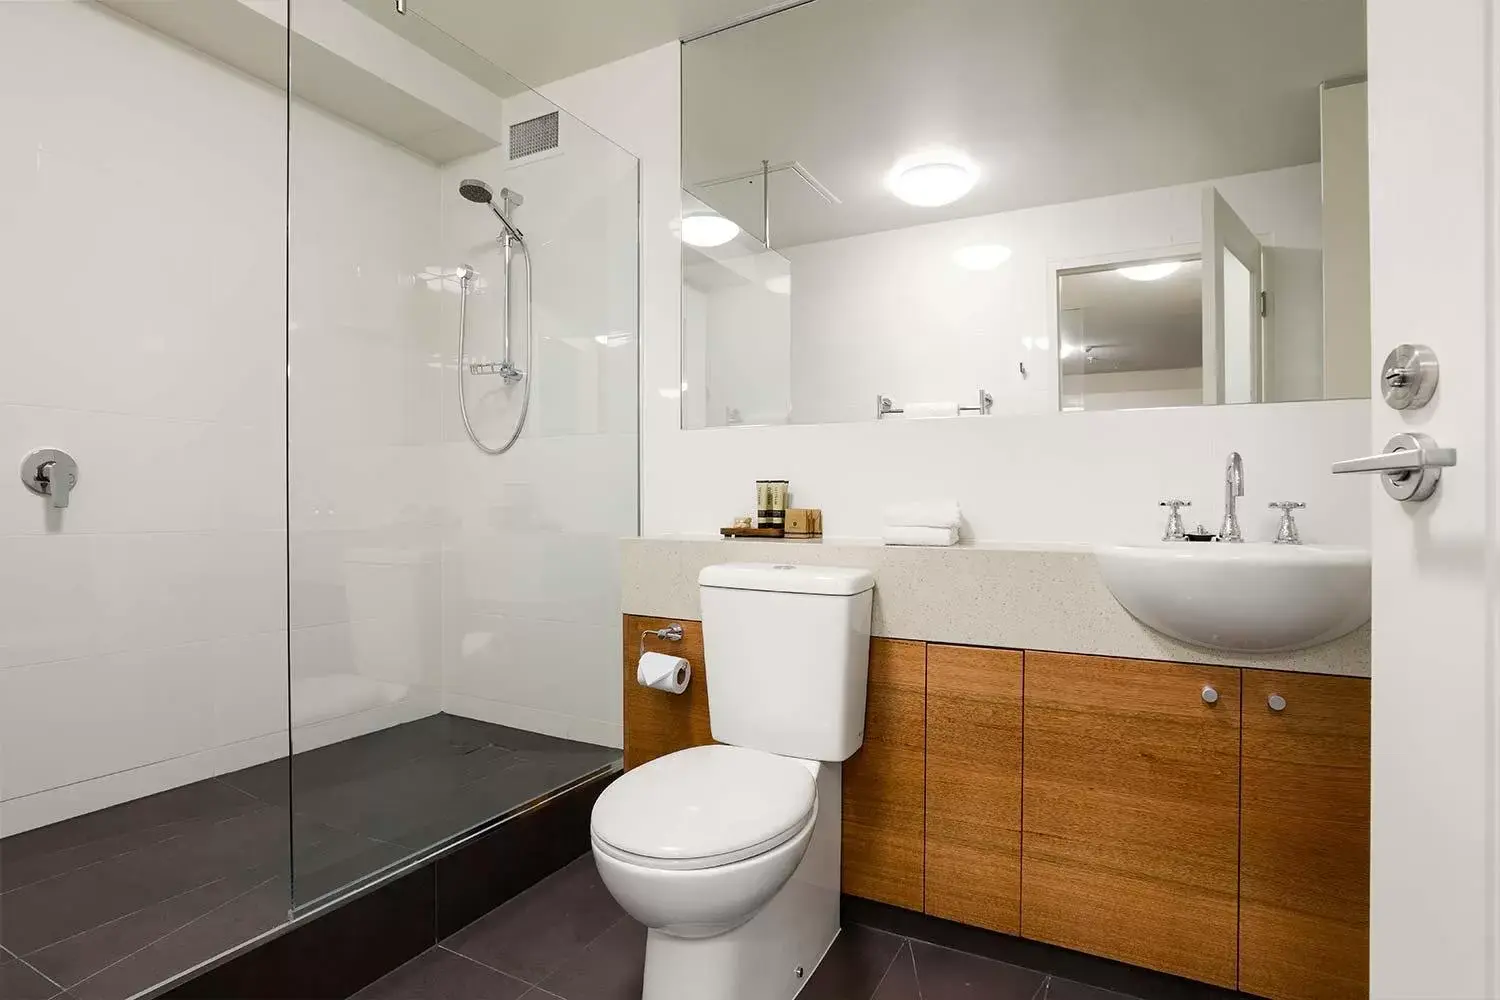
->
[876, 389, 993, 419]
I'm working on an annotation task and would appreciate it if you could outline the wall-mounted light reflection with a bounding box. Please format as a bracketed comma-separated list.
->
[765, 274, 792, 294]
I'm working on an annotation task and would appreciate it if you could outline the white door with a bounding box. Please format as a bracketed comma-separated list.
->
[1202, 187, 1263, 404]
[1368, 1, 1499, 996]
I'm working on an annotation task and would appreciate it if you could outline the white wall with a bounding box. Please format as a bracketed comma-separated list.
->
[0, 2, 289, 835]
[435, 89, 639, 749]
[1061, 367, 1203, 412]
[545, 43, 1371, 549]
[786, 164, 1324, 424]
[0, 2, 458, 834]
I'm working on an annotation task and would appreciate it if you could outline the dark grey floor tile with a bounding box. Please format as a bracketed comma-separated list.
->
[800, 924, 907, 1000]
[280, 715, 463, 796]
[121, 806, 292, 897]
[910, 939, 1049, 999]
[872, 942, 921, 1000]
[443, 857, 623, 984]
[292, 829, 414, 908]
[0, 782, 259, 871]
[1041, 977, 1136, 1000]
[294, 748, 518, 846]
[350, 947, 530, 1000]
[391, 755, 614, 853]
[214, 759, 290, 805]
[463, 723, 606, 758]
[535, 918, 645, 1000]
[0, 953, 64, 999]
[0, 851, 171, 956]
[68, 879, 287, 1000]
[1, 821, 186, 897]
[24, 878, 248, 988]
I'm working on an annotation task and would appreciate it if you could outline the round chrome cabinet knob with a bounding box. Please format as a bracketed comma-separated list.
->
[1201, 686, 1219, 705]
[1268, 693, 1287, 712]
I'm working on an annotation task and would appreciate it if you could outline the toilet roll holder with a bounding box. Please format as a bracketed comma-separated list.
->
[640, 624, 684, 659]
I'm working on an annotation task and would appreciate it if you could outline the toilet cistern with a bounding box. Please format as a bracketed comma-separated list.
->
[1219, 452, 1245, 543]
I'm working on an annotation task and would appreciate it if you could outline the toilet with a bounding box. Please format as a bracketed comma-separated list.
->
[591, 563, 875, 1000]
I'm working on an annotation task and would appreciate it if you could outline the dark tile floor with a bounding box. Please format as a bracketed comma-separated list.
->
[0, 714, 619, 1000]
[353, 855, 1166, 1000]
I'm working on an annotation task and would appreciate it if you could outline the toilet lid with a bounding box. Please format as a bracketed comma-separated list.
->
[591, 745, 816, 870]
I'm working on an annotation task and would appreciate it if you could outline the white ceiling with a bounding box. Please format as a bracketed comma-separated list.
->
[399, 0, 778, 88]
[684, 0, 1366, 247]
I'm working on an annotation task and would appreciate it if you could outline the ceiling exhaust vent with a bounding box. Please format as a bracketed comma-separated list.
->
[510, 112, 560, 159]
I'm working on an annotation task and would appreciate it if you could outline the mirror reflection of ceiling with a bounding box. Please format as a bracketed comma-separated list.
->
[684, 0, 1366, 248]
[408, 0, 779, 88]
[1059, 261, 1204, 376]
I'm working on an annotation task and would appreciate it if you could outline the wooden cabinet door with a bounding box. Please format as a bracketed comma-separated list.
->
[925, 644, 1023, 934]
[1022, 652, 1241, 987]
[622, 616, 711, 769]
[842, 638, 926, 910]
[1240, 671, 1370, 1000]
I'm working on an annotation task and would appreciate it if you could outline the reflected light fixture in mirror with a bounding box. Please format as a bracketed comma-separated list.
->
[887, 150, 977, 206]
[765, 274, 792, 294]
[682, 212, 741, 248]
[953, 244, 1013, 270]
[1116, 260, 1185, 282]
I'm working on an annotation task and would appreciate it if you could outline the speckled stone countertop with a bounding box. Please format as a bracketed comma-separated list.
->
[621, 536, 1370, 678]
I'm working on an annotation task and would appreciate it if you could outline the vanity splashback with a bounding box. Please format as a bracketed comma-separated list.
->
[622, 537, 1370, 677]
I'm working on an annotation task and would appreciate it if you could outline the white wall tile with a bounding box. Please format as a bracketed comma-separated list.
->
[0, 644, 219, 799]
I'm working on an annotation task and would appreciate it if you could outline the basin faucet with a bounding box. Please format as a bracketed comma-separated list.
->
[1219, 452, 1244, 543]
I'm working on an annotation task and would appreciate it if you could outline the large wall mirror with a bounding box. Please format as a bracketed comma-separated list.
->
[679, 0, 1368, 428]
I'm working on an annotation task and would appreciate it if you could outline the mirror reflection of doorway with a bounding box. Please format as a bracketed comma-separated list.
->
[1058, 256, 1204, 411]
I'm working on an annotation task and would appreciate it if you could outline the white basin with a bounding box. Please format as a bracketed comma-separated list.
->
[1096, 543, 1371, 653]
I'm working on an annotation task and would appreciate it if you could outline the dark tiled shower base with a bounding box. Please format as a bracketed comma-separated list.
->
[0, 714, 620, 1000]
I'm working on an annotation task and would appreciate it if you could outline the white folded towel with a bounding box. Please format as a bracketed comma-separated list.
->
[882, 525, 959, 546]
[904, 400, 959, 419]
[883, 500, 962, 529]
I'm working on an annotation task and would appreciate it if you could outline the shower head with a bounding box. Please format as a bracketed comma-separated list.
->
[458, 179, 494, 204]
[459, 177, 525, 243]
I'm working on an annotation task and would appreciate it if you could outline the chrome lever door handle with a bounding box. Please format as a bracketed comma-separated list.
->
[1332, 433, 1454, 502]
[1332, 444, 1457, 474]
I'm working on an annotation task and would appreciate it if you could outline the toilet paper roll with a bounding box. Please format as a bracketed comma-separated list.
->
[637, 651, 691, 694]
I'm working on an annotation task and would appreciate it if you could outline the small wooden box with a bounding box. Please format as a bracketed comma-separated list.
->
[785, 508, 822, 537]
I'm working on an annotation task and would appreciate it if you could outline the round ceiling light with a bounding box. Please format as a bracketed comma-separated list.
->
[1116, 261, 1184, 282]
[952, 244, 1012, 271]
[887, 151, 977, 207]
[681, 212, 741, 248]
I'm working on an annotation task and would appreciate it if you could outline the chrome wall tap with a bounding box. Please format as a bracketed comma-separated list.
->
[1219, 452, 1245, 543]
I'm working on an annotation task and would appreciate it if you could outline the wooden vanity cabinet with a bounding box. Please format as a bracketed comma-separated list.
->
[621, 614, 1373, 999]
[924, 643, 1023, 934]
[1021, 652, 1242, 988]
[1239, 671, 1370, 1000]
[841, 638, 927, 910]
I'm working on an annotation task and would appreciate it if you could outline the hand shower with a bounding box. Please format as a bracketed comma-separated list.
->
[457, 178, 533, 455]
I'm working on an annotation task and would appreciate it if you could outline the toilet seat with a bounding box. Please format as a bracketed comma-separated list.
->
[591, 745, 817, 872]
